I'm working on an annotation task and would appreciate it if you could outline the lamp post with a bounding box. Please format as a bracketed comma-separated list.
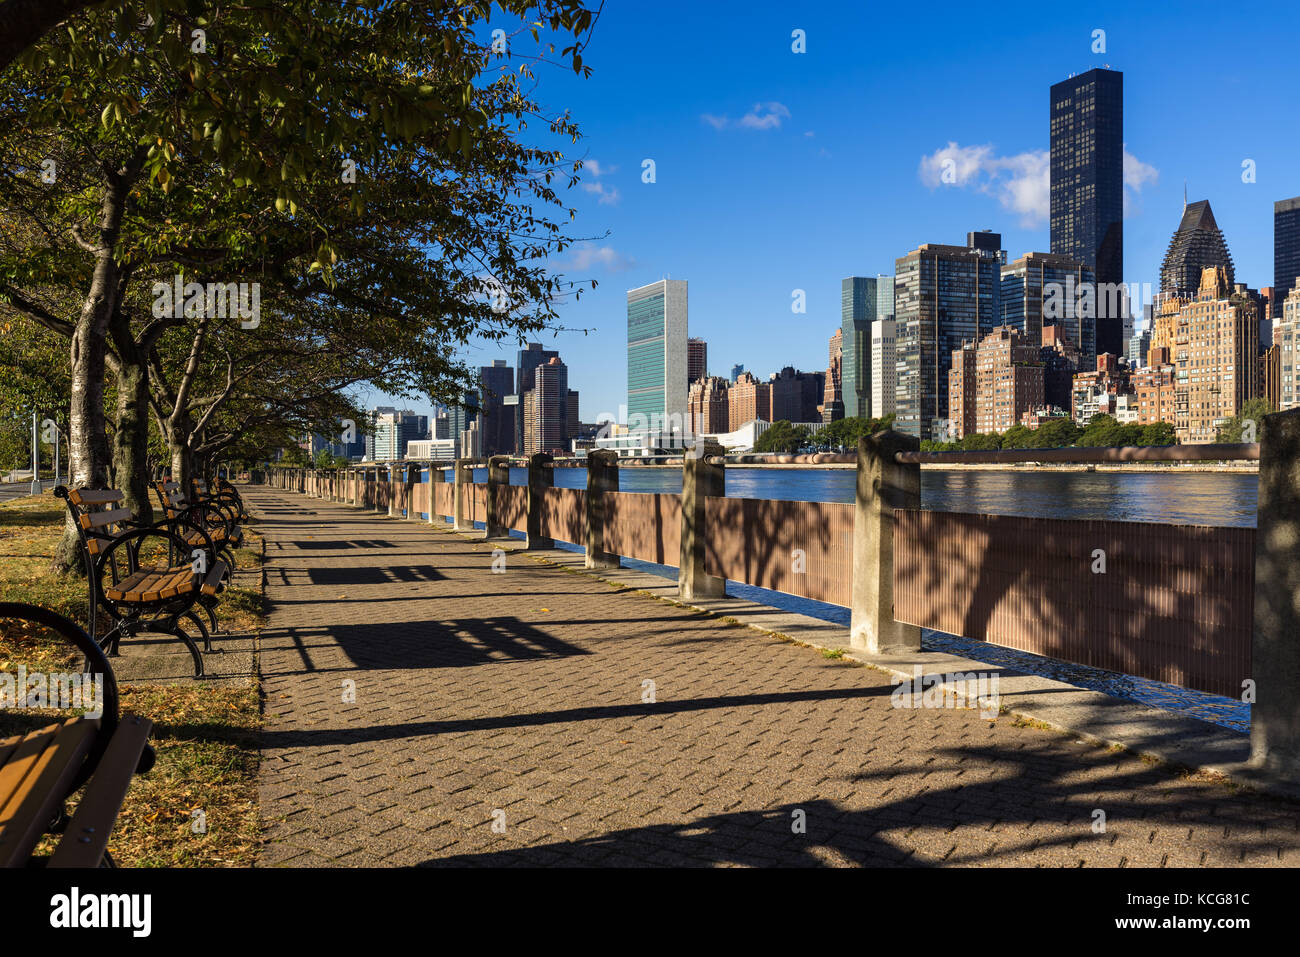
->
[29, 412, 40, 494]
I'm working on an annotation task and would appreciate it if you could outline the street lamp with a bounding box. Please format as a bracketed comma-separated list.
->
[29, 412, 40, 495]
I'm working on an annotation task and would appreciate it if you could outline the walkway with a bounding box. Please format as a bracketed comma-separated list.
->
[250, 486, 1300, 867]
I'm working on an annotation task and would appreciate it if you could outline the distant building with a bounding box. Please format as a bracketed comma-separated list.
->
[1275, 196, 1300, 316]
[823, 329, 843, 422]
[1001, 251, 1096, 363]
[769, 367, 824, 423]
[730, 363, 745, 382]
[1126, 329, 1151, 368]
[1160, 200, 1235, 298]
[371, 407, 428, 461]
[522, 356, 570, 455]
[841, 276, 894, 419]
[870, 319, 897, 420]
[515, 342, 559, 452]
[1040, 324, 1082, 411]
[1276, 287, 1300, 410]
[1050, 67, 1124, 357]
[627, 279, 688, 435]
[687, 337, 708, 385]
[478, 360, 514, 456]
[949, 325, 1044, 439]
[1172, 266, 1259, 443]
[688, 376, 730, 434]
[1131, 349, 1177, 426]
[895, 232, 1004, 440]
[727, 371, 771, 432]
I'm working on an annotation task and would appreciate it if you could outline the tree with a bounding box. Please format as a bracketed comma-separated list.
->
[753, 421, 811, 453]
[959, 432, 1002, 451]
[1217, 398, 1276, 442]
[1138, 421, 1176, 446]
[1031, 417, 1080, 448]
[1000, 424, 1036, 449]
[1, 2, 601, 567]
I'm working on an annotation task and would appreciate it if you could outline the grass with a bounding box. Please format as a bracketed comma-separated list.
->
[0, 489, 264, 867]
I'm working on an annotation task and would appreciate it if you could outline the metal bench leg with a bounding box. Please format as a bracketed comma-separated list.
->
[183, 610, 213, 653]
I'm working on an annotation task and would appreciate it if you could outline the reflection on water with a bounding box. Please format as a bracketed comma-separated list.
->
[467, 466, 1258, 527]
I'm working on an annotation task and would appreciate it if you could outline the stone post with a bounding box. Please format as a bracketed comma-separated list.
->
[388, 462, 397, 518]
[429, 464, 445, 525]
[585, 450, 620, 569]
[453, 458, 472, 531]
[1250, 407, 1300, 785]
[406, 463, 421, 521]
[526, 452, 553, 549]
[849, 429, 921, 654]
[485, 455, 511, 539]
[679, 443, 725, 600]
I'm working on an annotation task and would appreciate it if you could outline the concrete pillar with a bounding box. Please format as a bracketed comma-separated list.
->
[373, 466, 385, 513]
[526, 453, 553, 549]
[388, 463, 397, 518]
[485, 455, 511, 539]
[585, 450, 620, 569]
[429, 465, 445, 525]
[406, 463, 421, 521]
[453, 458, 472, 531]
[1250, 407, 1300, 784]
[678, 443, 725, 600]
[849, 429, 921, 654]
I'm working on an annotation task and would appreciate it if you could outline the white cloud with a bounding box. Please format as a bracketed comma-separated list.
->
[919, 141, 1158, 227]
[580, 181, 621, 205]
[700, 102, 791, 132]
[568, 242, 633, 272]
[582, 158, 616, 178]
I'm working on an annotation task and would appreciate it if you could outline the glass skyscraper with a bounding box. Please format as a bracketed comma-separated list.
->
[1275, 196, 1300, 318]
[1050, 68, 1124, 357]
[841, 276, 894, 419]
[895, 234, 1004, 440]
[1001, 252, 1096, 367]
[627, 279, 688, 433]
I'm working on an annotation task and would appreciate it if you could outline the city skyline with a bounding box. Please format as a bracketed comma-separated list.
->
[358, 2, 1297, 429]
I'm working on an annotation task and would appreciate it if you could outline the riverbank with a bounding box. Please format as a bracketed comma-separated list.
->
[611, 461, 1258, 473]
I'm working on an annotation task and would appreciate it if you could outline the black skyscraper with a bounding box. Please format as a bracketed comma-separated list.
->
[1275, 197, 1300, 317]
[478, 360, 515, 456]
[1050, 68, 1124, 357]
[515, 342, 559, 453]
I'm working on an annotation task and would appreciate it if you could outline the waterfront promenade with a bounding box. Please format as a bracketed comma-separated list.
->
[250, 486, 1300, 867]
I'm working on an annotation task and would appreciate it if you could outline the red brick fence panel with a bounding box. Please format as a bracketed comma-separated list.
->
[893, 509, 1254, 698]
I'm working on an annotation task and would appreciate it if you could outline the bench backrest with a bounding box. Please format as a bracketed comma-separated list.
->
[54, 487, 132, 558]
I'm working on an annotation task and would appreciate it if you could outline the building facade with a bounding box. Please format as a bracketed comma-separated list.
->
[1275, 197, 1300, 317]
[1160, 199, 1235, 298]
[841, 276, 894, 419]
[823, 329, 843, 422]
[1000, 251, 1096, 364]
[1172, 267, 1260, 443]
[895, 233, 1004, 440]
[627, 279, 689, 434]
[688, 376, 730, 434]
[1050, 68, 1124, 358]
[727, 371, 771, 432]
[687, 337, 708, 385]
[478, 359, 515, 456]
[869, 319, 897, 419]
[522, 356, 570, 455]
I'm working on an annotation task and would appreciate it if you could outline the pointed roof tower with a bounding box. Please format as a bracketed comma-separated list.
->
[1159, 200, 1235, 298]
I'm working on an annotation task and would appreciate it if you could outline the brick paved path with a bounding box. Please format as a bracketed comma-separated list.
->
[250, 487, 1300, 867]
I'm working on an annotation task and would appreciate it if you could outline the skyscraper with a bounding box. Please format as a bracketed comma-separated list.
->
[841, 276, 894, 418]
[1160, 199, 1235, 298]
[478, 360, 515, 456]
[515, 342, 559, 453]
[627, 279, 688, 434]
[687, 337, 708, 385]
[1001, 251, 1096, 365]
[895, 232, 1004, 440]
[1050, 68, 1124, 357]
[1275, 196, 1300, 317]
[823, 329, 843, 422]
[523, 356, 569, 454]
[870, 319, 897, 419]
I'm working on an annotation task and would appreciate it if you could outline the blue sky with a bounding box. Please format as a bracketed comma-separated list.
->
[370, 0, 1299, 425]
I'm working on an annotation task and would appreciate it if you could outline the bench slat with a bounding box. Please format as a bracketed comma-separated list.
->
[79, 507, 133, 531]
[0, 719, 97, 868]
[48, 716, 153, 868]
[68, 489, 124, 505]
[201, 561, 229, 598]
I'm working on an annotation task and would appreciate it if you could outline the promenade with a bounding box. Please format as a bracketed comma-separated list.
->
[250, 486, 1300, 867]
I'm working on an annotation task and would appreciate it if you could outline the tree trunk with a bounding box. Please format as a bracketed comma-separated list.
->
[109, 353, 153, 524]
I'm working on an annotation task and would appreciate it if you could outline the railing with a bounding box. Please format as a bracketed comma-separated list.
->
[265, 416, 1300, 786]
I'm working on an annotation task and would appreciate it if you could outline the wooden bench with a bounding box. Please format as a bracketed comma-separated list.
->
[0, 602, 154, 868]
[56, 486, 227, 678]
[153, 480, 242, 570]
